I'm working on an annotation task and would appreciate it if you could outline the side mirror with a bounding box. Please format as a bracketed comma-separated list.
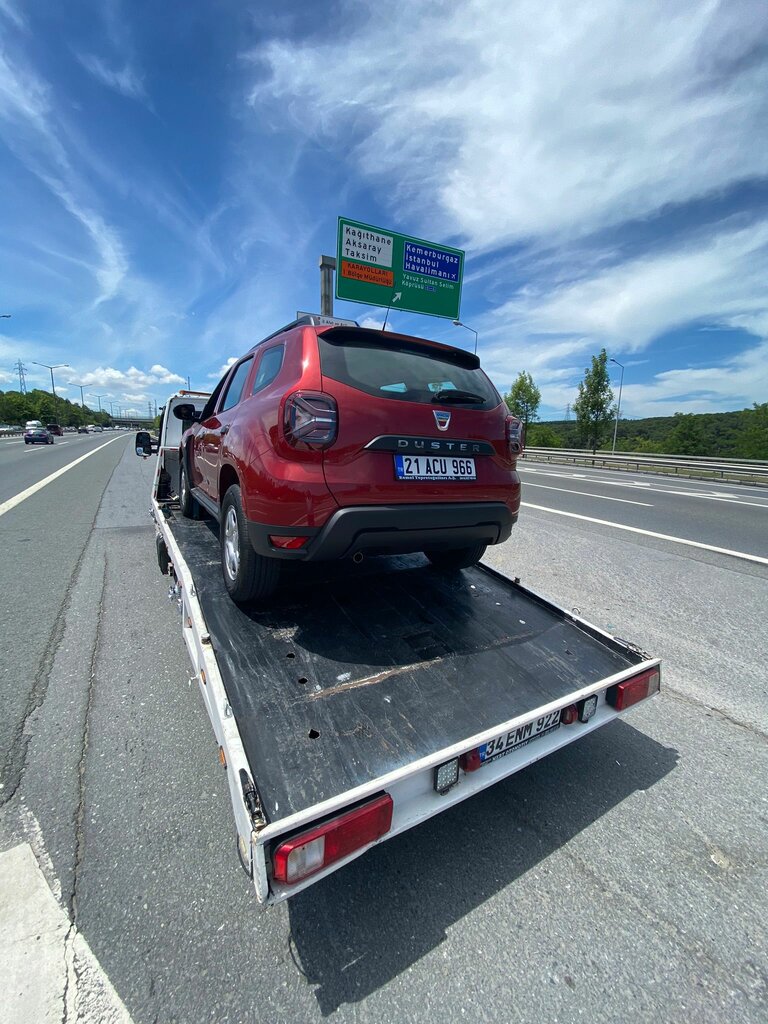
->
[173, 403, 200, 421]
[135, 431, 153, 457]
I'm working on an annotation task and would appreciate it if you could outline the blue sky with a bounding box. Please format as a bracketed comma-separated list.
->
[1, 0, 767, 420]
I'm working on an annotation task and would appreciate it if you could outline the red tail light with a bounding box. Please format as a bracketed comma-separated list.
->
[606, 667, 661, 711]
[505, 415, 524, 456]
[268, 535, 308, 550]
[272, 794, 393, 884]
[284, 391, 338, 449]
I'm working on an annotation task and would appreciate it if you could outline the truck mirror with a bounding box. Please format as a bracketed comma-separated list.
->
[135, 431, 153, 457]
[173, 403, 199, 421]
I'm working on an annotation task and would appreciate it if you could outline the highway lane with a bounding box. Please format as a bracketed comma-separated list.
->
[0, 431, 130, 506]
[0, 431, 132, 802]
[518, 460, 768, 563]
[0, 447, 766, 1024]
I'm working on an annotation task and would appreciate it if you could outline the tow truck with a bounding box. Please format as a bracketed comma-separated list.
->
[137, 388, 661, 905]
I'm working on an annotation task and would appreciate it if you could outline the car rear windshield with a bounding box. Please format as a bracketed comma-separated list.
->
[319, 332, 499, 409]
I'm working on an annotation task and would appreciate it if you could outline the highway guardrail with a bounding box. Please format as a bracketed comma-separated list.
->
[522, 447, 768, 486]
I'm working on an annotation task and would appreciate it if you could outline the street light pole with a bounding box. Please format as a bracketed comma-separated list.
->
[609, 358, 625, 454]
[452, 320, 478, 355]
[89, 393, 107, 414]
[69, 382, 88, 407]
[31, 361, 69, 418]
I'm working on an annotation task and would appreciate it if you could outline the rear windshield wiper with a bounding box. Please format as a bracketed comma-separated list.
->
[432, 389, 486, 404]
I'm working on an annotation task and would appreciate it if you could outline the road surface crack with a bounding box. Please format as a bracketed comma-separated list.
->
[70, 550, 108, 922]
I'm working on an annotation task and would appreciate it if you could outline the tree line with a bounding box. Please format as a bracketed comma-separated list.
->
[0, 388, 111, 428]
[504, 350, 768, 459]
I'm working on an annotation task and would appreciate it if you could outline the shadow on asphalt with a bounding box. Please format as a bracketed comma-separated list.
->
[287, 718, 678, 1016]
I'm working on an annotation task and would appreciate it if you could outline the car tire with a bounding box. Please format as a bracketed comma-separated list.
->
[220, 485, 279, 603]
[24, 440, 29, 445]
[424, 542, 487, 570]
[178, 460, 199, 519]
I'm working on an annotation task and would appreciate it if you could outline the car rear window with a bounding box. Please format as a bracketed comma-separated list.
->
[319, 332, 499, 409]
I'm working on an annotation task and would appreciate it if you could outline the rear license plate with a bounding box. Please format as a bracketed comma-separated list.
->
[394, 455, 476, 481]
[480, 710, 562, 764]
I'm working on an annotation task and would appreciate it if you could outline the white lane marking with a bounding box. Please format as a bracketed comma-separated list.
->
[521, 502, 768, 566]
[572, 473, 586, 478]
[1, 844, 135, 1024]
[0, 435, 125, 518]
[57, 441, 69, 446]
[524, 482, 653, 506]
[520, 468, 768, 506]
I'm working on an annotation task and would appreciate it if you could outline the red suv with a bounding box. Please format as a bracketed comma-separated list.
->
[177, 318, 522, 602]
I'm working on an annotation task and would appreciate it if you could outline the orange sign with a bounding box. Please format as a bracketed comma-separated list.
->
[341, 260, 394, 288]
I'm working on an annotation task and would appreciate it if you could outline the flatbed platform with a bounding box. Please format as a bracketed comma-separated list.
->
[168, 510, 644, 822]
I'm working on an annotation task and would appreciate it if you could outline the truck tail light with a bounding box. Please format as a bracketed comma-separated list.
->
[606, 667, 661, 711]
[272, 794, 393, 884]
[283, 392, 338, 449]
[505, 415, 524, 456]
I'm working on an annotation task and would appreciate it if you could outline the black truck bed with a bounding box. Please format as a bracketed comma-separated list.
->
[168, 512, 643, 822]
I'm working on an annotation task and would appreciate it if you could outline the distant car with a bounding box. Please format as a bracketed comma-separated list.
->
[25, 420, 44, 431]
[46, 423, 64, 436]
[78, 426, 89, 434]
[25, 427, 54, 445]
[91, 425, 104, 433]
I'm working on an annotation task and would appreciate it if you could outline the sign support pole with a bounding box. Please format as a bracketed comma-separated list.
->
[319, 255, 336, 316]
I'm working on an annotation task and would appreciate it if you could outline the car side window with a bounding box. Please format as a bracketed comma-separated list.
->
[252, 345, 284, 394]
[219, 357, 254, 413]
[201, 374, 228, 420]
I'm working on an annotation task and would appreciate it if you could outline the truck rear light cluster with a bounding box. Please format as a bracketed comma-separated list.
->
[283, 391, 338, 449]
[505, 415, 525, 456]
[272, 794, 393, 884]
[606, 667, 661, 711]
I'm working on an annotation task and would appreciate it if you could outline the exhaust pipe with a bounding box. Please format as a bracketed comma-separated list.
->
[352, 551, 364, 564]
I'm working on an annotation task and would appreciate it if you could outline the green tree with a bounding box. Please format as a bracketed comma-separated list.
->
[526, 423, 562, 447]
[573, 349, 615, 451]
[665, 412, 707, 456]
[733, 403, 768, 459]
[504, 371, 541, 428]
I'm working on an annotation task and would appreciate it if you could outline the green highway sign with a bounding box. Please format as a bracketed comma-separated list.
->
[336, 217, 464, 320]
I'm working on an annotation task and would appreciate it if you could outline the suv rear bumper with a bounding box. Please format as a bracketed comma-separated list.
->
[247, 502, 516, 561]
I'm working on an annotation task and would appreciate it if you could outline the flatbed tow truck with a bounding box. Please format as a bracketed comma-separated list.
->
[139, 390, 661, 905]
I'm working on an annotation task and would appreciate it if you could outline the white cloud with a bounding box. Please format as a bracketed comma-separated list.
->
[77, 54, 147, 102]
[76, 365, 185, 390]
[207, 357, 238, 379]
[250, 0, 768, 248]
[359, 316, 394, 332]
[475, 217, 768, 416]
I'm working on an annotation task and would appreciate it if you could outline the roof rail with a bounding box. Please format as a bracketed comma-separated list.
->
[255, 313, 360, 348]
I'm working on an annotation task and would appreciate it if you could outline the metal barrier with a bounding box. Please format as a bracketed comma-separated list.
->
[522, 447, 768, 485]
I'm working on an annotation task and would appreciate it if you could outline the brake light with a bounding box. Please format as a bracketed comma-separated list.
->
[272, 794, 393, 884]
[505, 415, 524, 455]
[606, 667, 661, 711]
[283, 391, 338, 449]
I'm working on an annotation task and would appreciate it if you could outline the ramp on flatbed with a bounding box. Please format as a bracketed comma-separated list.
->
[168, 512, 642, 821]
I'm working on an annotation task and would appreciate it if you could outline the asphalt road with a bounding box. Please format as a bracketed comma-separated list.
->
[1, 445, 766, 1023]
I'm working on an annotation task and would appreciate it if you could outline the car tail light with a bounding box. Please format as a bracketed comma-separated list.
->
[268, 535, 308, 550]
[606, 667, 661, 711]
[283, 391, 338, 449]
[505, 415, 525, 455]
[272, 794, 393, 884]
[459, 748, 483, 772]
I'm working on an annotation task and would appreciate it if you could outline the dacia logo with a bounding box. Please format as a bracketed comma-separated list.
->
[433, 410, 451, 431]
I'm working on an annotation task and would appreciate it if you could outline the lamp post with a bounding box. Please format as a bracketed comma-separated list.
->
[69, 382, 88, 407]
[609, 358, 625, 454]
[89, 393, 107, 415]
[452, 319, 478, 355]
[32, 361, 69, 418]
